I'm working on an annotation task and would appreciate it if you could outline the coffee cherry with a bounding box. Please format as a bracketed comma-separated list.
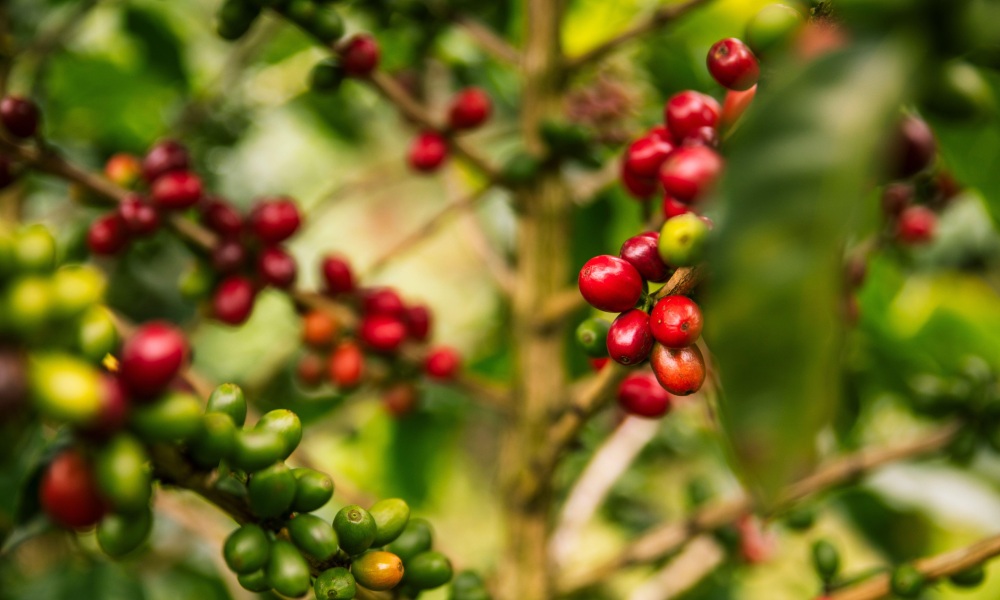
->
[359, 314, 407, 353]
[188, 412, 237, 467]
[216, 0, 260, 40]
[87, 214, 130, 255]
[746, 4, 804, 57]
[211, 239, 248, 274]
[307, 5, 345, 43]
[949, 564, 986, 588]
[310, 59, 344, 93]
[363, 287, 406, 318]
[576, 317, 611, 358]
[104, 154, 142, 188]
[339, 34, 380, 77]
[578, 255, 643, 313]
[255, 409, 302, 458]
[142, 140, 190, 183]
[29, 353, 102, 423]
[881, 182, 913, 217]
[707, 38, 760, 91]
[200, 198, 243, 236]
[334, 504, 377, 555]
[617, 372, 672, 417]
[94, 433, 151, 513]
[406, 304, 431, 341]
[664, 91, 720, 142]
[257, 246, 297, 288]
[607, 309, 654, 365]
[620, 232, 670, 283]
[351, 550, 404, 591]
[130, 390, 203, 442]
[97, 508, 153, 558]
[117, 195, 160, 236]
[425, 346, 461, 380]
[624, 134, 674, 179]
[249, 197, 301, 244]
[896, 205, 936, 244]
[589, 357, 609, 371]
[314, 567, 356, 600]
[287, 513, 338, 561]
[370, 498, 411, 546]
[329, 342, 364, 388]
[448, 87, 492, 130]
[291, 468, 334, 512]
[213, 275, 256, 325]
[385, 518, 433, 562]
[650, 296, 703, 348]
[79, 375, 130, 439]
[231, 429, 286, 472]
[151, 170, 203, 210]
[0, 96, 40, 138]
[40, 449, 105, 529]
[302, 310, 337, 348]
[659, 213, 710, 267]
[321, 255, 355, 296]
[650, 343, 706, 395]
[224, 524, 271, 574]
[50, 263, 102, 318]
[120, 321, 189, 398]
[15, 223, 57, 273]
[382, 382, 419, 417]
[409, 131, 449, 172]
[663, 194, 693, 220]
[267, 540, 311, 598]
[682, 126, 719, 148]
[207, 383, 247, 427]
[248, 461, 297, 518]
[890, 115, 936, 179]
[721, 86, 757, 129]
[890, 564, 925, 598]
[658, 145, 723, 203]
[620, 161, 659, 199]
[403, 550, 453, 590]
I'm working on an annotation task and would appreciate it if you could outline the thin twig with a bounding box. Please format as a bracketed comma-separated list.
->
[455, 16, 520, 64]
[628, 535, 725, 600]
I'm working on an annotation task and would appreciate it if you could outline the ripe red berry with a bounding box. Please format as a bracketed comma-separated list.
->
[142, 140, 190, 183]
[663, 194, 693, 219]
[151, 170, 203, 210]
[200, 198, 243, 236]
[648, 125, 674, 144]
[257, 246, 298, 288]
[621, 161, 659, 200]
[620, 233, 670, 283]
[589, 357, 609, 371]
[607, 309, 655, 365]
[382, 383, 418, 417]
[87, 213, 130, 255]
[211, 239, 248, 274]
[321, 255, 355, 296]
[881, 182, 913, 217]
[79, 375, 130, 439]
[302, 310, 338, 348]
[104, 153, 142, 188]
[721, 85, 756, 129]
[425, 346, 461, 380]
[117, 194, 160, 236]
[625, 134, 674, 179]
[896, 205, 936, 244]
[682, 126, 719, 148]
[213, 276, 257, 325]
[0, 95, 40, 138]
[362, 288, 406, 318]
[329, 342, 364, 388]
[358, 314, 408, 353]
[448, 87, 492, 130]
[119, 321, 189, 398]
[707, 38, 760, 91]
[249, 197, 301, 244]
[664, 91, 720, 142]
[408, 131, 449, 172]
[650, 295, 703, 348]
[891, 115, 936, 179]
[406, 304, 431, 341]
[658, 146, 723, 203]
[39, 449, 106, 529]
[339, 34, 380, 77]
[578, 255, 644, 313]
[617, 372, 672, 418]
[650, 343, 706, 396]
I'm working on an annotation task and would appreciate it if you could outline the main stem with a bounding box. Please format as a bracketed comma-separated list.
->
[499, 2, 568, 599]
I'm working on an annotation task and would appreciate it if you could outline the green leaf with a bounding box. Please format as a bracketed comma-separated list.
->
[705, 41, 913, 506]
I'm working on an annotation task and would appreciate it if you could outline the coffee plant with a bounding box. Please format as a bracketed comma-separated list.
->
[2, 0, 1000, 599]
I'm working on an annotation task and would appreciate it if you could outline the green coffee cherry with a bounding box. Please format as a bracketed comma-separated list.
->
[97, 508, 152, 558]
[501, 152, 541, 185]
[95, 434, 152, 513]
[207, 383, 247, 427]
[385, 518, 433, 562]
[189, 412, 237, 467]
[890, 564, 925, 598]
[450, 570, 490, 600]
[51, 265, 104, 319]
[404, 550, 453, 590]
[811, 539, 840, 582]
[237, 569, 271, 593]
[949, 564, 986, 588]
[659, 213, 708, 267]
[255, 409, 302, 458]
[745, 4, 804, 57]
[29, 353, 102, 423]
[248, 462, 297, 518]
[231, 429, 286, 472]
[370, 498, 410, 546]
[333, 504, 376, 555]
[224, 523, 271, 574]
[351, 550, 404, 591]
[178, 262, 213, 300]
[266, 540, 311, 598]
[14, 224, 57, 273]
[539, 120, 591, 157]
[76, 306, 118, 363]
[284, 0, 316, 23]
[783, 504, 816, 532]
[314, 567, 356, 600]
[5, 276, 54, 335]
[215, 0, 260, 41]
[130, 391, 203, 443]
[287, 513, 339, 561]
[310, 59, 344, 93]
[291, 468, 334, 512]
[307, 6, 344, 43]
[575, 318, 611, 358]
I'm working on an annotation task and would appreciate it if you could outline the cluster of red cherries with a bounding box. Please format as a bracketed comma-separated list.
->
[408, 87, 493, 173]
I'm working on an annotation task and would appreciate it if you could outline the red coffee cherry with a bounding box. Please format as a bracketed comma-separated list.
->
[425, 346, 461, 380]
[151, 170, 203, 210]
[117, 194, 160, 237]
[650, 295, 703, 348]
[328, 342, 364, 388]
[0, 95, 40, 138]
[617, 372, 672, 418]
[257, 246, 298, 288]
[297, 353, 325, 388]
[249, 197, 301, 245]
[302, 309, 338, 348]
[79, 375, 130, 440]
[39, 449, 106, 529]
[406, 304, 431, 341]
[896, 205, 936, 244]
[87, 213, 130, 255]
[650, 343, 706, 396]
[213, 275, 257, 325]
[707, 38, 760, 91]
[104, 153, 142, 188]
[142, 140, 190, 183]
[408, 131, 449, 172]
[211, 239, 248, 274]
[200, 198, 244, 237]
[620, 161, 659, 200]
[624, 134, 674, 179]
[448, 87, 492, 130]
[339, 34, 380, 77]
[362, 288, 406, 318]
[607, 309, 655, 365]
[663, 194, 693, 219]
[321, 255, 355, 296]
[682, 126, 719, 148]
[664, 91, 720, 142]
[881, 182, 913, 217]
[578, 255, 644, 313]
[620, 233, 670, 283]
[648, 124, 674, 143]
[658, 146, 723, 203]
[119, 321, 190, 398]
[721, 85, 757, 129]
[589, 357, 609, 371]
[358, 314, 408, 353]
[891, 115, 936, 179]
[382, 383, 418, 417]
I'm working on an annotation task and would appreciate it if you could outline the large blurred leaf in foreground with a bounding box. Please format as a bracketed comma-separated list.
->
[705, 42, 912, 506]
